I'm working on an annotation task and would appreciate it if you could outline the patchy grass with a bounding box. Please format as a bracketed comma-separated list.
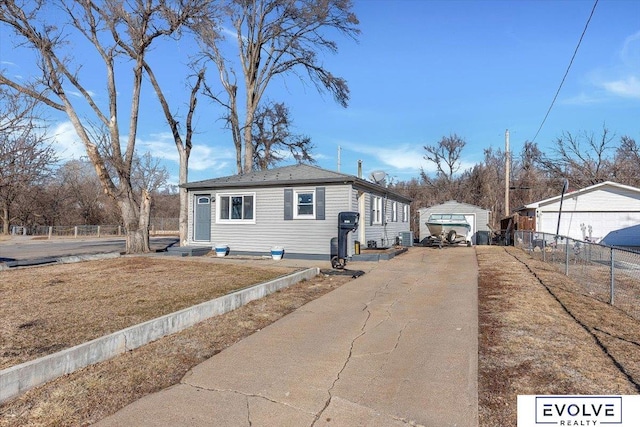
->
[478, 246, 640, 427]
[0, 256, 294, 369]
[0, 259, 353, 427]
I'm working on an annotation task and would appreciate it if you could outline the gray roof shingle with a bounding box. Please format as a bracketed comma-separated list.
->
[183, 164, 412, 203]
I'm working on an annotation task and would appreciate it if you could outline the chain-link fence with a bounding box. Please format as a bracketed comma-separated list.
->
[11, 219, 179, 238]
[514, 230, 640, 321]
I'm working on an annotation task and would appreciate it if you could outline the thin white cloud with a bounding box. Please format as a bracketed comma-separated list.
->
[50, 121, 86, 160]
[68, 89, 97, 98]
[602, 76, 640, 99]
[561, 92, 603, 105]
[137, 132, 233, 172]
[620, 30, 640, 66]
[599, 32, 640, 99]
[345, 141, 426, 170]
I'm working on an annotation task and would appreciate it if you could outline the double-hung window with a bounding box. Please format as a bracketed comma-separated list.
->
[294, 190, 315, 219]
[372, 196, 382, 225]
[217, 193, 255, 223]
[391, 202, 398, 222]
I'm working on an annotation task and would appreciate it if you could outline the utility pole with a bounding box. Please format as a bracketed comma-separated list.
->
[505, 129, 510, 217]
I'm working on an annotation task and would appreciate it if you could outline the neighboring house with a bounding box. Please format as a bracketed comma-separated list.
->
[418, 201, 492, 245]
[182, 164, 412, 259]
[515, 181, 640, 243]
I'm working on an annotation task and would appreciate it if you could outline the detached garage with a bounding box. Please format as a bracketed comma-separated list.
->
[418, 201, 492, 245]
[516, 181, 640, 243]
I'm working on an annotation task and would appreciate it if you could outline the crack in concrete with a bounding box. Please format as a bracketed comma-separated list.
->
[358, 319, 413, 403]
[183, 383, 316, 419]
[309, 279, 396, 426]
[245, 395, 252, 427]
[355, 278, 420, 403]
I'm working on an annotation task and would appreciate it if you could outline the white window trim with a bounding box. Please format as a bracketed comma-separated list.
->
[216, 192, 256, 224]
[403, 205, 409, 222]
[372, 196, 382, 225]
[293, 189, 316, 219]
[391, 201, 398, 222]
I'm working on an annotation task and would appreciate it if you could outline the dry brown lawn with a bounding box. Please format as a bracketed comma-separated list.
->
[1, 247, 639, 426]
[1, 256, 294, 370]
[478, 246, 640, 426]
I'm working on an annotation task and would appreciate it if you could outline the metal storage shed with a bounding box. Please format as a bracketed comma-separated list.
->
[418, 201, 492, 245]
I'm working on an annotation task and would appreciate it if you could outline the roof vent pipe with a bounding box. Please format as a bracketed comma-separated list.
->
[358, 160, 362, 178]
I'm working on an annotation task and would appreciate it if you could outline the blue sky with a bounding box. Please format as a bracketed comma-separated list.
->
[2, 0, 639, 186]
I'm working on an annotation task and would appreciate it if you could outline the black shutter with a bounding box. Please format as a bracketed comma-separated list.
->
[284, 188, 293, 220]
[316, 187, 325, 220]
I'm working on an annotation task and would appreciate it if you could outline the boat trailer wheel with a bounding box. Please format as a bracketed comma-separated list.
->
[447, 230, 457, 243]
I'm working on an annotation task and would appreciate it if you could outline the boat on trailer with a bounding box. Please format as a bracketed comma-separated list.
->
[425, 213, 472, 246]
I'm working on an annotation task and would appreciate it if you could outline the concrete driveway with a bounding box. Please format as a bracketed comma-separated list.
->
[96, 246, 479, 427]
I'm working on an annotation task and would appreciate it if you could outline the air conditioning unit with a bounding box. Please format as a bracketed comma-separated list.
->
[399, 231, 413, 247]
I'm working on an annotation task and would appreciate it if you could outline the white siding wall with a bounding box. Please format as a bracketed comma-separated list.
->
[537, 187, 640, 241]
[187, 184, 352, 256]
[538, 211, 640, 242]
[541, 187, 640, 212]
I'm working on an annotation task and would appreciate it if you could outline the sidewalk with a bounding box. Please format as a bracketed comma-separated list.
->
[96, 247, 479, 427]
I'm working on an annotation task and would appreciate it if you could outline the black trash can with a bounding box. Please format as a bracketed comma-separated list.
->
[476, 230, 490, 245]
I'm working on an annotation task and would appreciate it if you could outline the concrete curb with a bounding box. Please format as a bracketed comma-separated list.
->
[0, 252, 122, 270]
[0, 267, 320, 404]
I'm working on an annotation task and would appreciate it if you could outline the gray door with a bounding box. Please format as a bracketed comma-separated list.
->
[194, 195, 211, 241]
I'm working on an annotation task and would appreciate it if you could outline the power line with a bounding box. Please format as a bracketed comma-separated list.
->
[531, 0, 599, 143]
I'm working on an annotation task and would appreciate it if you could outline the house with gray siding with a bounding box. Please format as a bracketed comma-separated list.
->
[418, 200, 492, 245]
[182, 164, 412, 259]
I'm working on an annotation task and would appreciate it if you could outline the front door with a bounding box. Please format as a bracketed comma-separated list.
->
[194, 195, 211, 241]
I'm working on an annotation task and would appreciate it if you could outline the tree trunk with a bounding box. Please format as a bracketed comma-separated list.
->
[2, 205, 9, 235]
[178, 149, 188, 246]
[243, 108, 255, 174]
[119, 190, 151, 254]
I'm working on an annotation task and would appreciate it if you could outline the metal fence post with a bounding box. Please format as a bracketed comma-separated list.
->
[565, 238, 569, 275]
[610, 247, 615, 305]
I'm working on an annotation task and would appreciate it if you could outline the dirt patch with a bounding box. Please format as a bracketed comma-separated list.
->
[0, 256, 294, 369]
[478, 246, 640, 426]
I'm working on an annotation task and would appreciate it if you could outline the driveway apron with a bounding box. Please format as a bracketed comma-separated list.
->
[96, 246, 479, 427]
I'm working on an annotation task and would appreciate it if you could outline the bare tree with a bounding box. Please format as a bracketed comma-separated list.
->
[196, 0, 359, 174]
[144, 66, 207, 245]
[537, 127, 616, 188]
[613, 136, 640, 187]
[131, 152, 170, 195]
[56, 159, 109, 225]
[0, 0, 205, 252]
[0, 129, 56, 234]
[423, 134, 466, 182]
[252, 101, 314, 170]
